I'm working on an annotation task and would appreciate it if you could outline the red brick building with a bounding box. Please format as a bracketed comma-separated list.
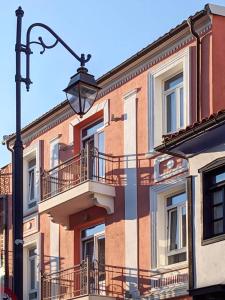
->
[1, 3, 225, 300]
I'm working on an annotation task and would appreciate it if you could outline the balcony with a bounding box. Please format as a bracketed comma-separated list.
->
[39, 148, 115, 228]
[42, 262, 189, 300]
[144, 267, 189, 299]
[41, 260, 116, 300]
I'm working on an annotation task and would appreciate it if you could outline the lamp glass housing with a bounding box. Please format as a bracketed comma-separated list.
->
[64, 68, 100, 118]
[66, 82, 98, 117]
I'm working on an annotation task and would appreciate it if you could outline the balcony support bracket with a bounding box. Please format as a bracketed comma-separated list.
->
[92, 192, 114, 214]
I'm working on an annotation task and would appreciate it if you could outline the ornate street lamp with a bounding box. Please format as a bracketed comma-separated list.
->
[13, 7, 99, 300]
[64, 65, 100, 118]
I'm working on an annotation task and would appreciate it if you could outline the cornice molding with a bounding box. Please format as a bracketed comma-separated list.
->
[98, 22, 211, 99]
[12, 106, 74, 146]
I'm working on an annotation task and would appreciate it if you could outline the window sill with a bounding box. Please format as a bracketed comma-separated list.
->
[154, 261, 188, 273]
[202, 233, 225, 246]
[23, 206, 38, 217]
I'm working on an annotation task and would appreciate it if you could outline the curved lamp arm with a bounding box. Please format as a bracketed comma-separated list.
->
[23, 22, 91, 91]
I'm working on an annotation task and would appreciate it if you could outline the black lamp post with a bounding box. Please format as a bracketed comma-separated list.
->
[14, 7, 99, 300]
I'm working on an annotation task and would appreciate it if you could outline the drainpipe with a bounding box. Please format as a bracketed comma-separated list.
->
[187, 17, 201, 122]
[186, 176, 195, 293]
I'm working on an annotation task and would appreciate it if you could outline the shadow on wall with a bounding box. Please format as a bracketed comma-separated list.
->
[42, 254, 65, 275]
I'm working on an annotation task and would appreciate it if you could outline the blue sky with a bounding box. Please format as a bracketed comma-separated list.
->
[1, 0, 225, 167]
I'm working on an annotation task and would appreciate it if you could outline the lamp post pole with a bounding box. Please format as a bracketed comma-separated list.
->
[13, 7, 24, 300]
[13, 7, 99, 299]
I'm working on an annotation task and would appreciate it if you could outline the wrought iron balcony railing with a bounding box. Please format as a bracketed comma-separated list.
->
[41, 147, 115, 201]
[41, 261, 189, 300]
[41, 259, 107, 300]
[0, 173, 11, 195]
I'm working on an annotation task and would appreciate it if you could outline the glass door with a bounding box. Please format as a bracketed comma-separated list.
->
[81, 119, 104, 180]
[81, 224, 105, 294]
[94, 232, 106, 290]
[83, 137, 95, 180]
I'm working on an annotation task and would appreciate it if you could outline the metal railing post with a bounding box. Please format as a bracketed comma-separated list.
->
[86, 143, 90, 180]
[87, 256, 90, 295]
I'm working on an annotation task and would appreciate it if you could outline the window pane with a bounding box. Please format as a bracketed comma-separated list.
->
[98, 132, 105, 179]
[83, 239, 94, 261]
[30, 259, 35, 289]
[167, 192, 186, 207]
[29, 248, 36, 257]
[168, 252, 186, 265]
[28, 201, 37, 209]
[29, 291, 37, 300]
[28, 170, 35, 200]
[212, 190, 224, 205]
[82, 119, 104, 138]
[169, 209, 178, 251]
[182, 206, 186, 248]
[213, 220, 223, 235]
[213, 205, 223, 220]
[29, 247, 36, 291]
[180, 87, 184, 128]
[213, 171, 225, 184]
[166, 92, 176, 133]
[98, 132, 104, 153]
[98, 236, 105, 266]
[164, 73, 183, 90]
[82, 224, 105, 238]
[28, 158, 36, 168]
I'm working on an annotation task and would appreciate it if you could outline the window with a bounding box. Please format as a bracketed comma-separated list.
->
[166, 192, 187, 265]
[148, 49, 189, 153]
[82, 119, 104, 142]
[28, 158, 36, 209]
[81, 224, 105, 290]
[50, 138, 59, 196]
[28, 247, 37, 300]
[81, 223, 105, 263]
[163, 73, 184, 134]
[23, 142, 41, 212]
[203, 166, 225, 239]
[150, 179, 187, 269]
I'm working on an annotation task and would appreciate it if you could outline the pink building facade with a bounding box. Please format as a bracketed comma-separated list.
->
[1, 3, 225, 300]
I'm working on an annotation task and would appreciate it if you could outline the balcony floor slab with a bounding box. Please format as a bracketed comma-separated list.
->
[39, 180, 115, 228]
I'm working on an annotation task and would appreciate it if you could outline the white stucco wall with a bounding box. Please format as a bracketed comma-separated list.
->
[189, 144, 225, 288]
[123, 89, 138, 297]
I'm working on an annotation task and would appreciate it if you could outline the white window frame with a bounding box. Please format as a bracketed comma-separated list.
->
[28, 246, 38, 300]
[147, 48, 190, 155]
[23, 141, 41, 214]
[163, 73, 184, 134]
[49, 137, 60, 196]
[27, 159, 36, 209]
[23, 233, 41, 300]
[150, 176, 188, 270]
[166, 192, 187, 264]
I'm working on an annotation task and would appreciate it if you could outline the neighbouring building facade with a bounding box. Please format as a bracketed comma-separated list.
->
[156, 110, 225, 300]
[1, 3, 225, 300]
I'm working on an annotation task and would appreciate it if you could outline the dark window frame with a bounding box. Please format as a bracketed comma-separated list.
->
[202, 164, 225, 240]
